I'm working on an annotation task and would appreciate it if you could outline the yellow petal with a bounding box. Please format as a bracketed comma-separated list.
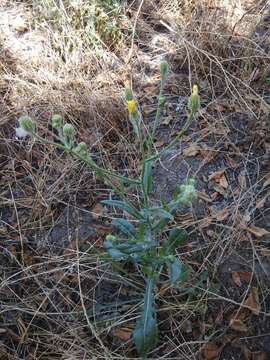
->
[127, 100, 137, 114]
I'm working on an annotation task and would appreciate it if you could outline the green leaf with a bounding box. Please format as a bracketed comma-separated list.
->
[152, 218, 169, 233]
[104, 241, 128, 260]
[153, 208, 173, 221]
[141, 207, 173, 222]
[108, 248, 128, 260]
[102, 200, 141, 220]
[104, 237, 154, 264]
[133, 278, 158, 357]
[137, 223, 146, 241]
[164, 228, 187, 255]
[167, 257, 182, 284]
[112, 218, 136, 237]
[142, 160, 153, 198]
[156, 209, 173, 221]
[128, 243, 154, 253]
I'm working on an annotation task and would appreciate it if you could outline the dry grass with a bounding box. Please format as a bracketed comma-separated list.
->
[0, 0, 270, 359]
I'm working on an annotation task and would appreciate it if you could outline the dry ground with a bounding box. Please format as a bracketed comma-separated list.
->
[0, 0, 270, 359]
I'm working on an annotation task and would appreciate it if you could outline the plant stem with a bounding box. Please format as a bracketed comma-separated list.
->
[151, 78, 165, 140]
[33, 134, 140, 186]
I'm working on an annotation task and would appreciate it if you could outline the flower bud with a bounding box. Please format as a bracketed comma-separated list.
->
[187, 85, 200, 113]
[177, 179, 197, 204]
[158, 96, 166, 107]
[106, 234, 117, 243]
[74, 142, 88, 158]
[52, 114, 62, 129]
[192, 84, 198, 95]
[125, 83, 133, 101]
[18, 115, 36, 134]
[63, 123, 75, 139]
[160, 61, 169, 79]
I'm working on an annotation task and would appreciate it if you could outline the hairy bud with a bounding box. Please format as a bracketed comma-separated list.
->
[74, 142, 88, 158]
[187, 85, 200, 113]
[52, 114, 62, 129]
[18, 115, 36, 134]
[63, 123, 75, 139]
[160, 61, 169, 79]
[176, 179, 197, 204]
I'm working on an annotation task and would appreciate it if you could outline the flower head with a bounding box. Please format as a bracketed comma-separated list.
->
[16, 126, 29, 139]
[176, 179, 197, 205]
[63, 123, 75, 139]
[16, 115, 36, 139]
[74, 142, 88, 158]
[192, 85, 198, 95]
[52, 114, 62, 129]
[187, 85, 200, 113]
[18, 115, 36, 134]
[127, 100, 137, 114]
[106, 234, 117, 243]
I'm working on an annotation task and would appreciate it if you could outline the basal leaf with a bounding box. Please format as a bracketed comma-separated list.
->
[164, 228, 187, 255]
[167, 257, 182, 284]
[109, 248, 128, 260]
[104, 239, 128, 259]
[151, 207, 173, 221]
[141, 207, 173, 223]
[142, 160, 153, 198]
[112, 218, 136, 237]
[153, 218, 169, 233]
[133, 278, 158, 357]
[102, 200, 141, 220]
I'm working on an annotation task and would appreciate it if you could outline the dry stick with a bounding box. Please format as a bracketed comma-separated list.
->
[8, 184, 24, 266]
[126, 0, 145, 63]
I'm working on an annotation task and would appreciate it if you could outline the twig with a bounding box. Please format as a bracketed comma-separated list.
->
[126, 0, 145, 63]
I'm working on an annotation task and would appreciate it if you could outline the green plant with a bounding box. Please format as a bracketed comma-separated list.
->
[33, 0, 126, 50]
[16, 62, 200, 358]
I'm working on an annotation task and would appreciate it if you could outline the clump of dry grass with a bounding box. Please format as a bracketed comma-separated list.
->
[157, 0, 270, 109]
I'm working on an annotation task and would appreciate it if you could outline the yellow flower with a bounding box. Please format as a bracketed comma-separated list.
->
[127, 100, 137, 114]
[188, 85, 200, 112]
[192, 84, 198, 95]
